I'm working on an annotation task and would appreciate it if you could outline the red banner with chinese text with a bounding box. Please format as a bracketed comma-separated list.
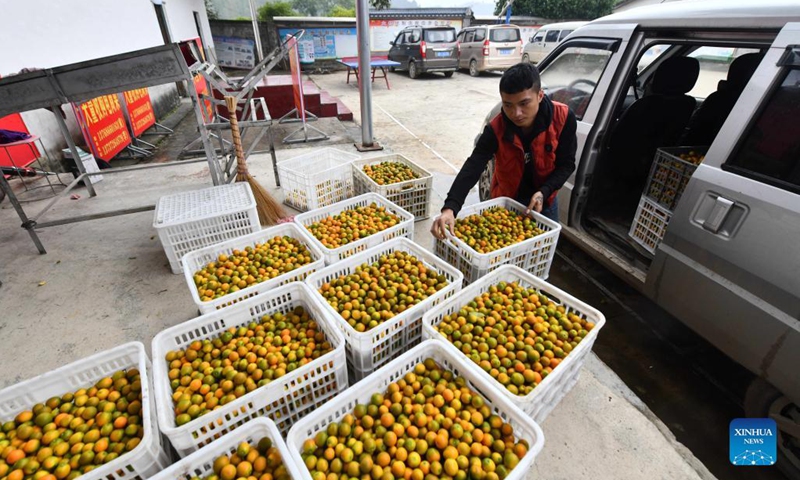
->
[286, 35, 306, 122]
[193, 74, 214, 123]
[122, 89, 156, 137]
[76, 94, 131, 161]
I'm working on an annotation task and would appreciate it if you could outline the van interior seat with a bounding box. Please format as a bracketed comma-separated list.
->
[606, 56, 700, 195]
[682, 52, 764, 146]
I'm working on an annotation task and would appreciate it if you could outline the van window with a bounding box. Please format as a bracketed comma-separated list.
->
[724, 68, 800, 194]
[545, 30, 559, 43]
[474, 29, 486, 42]
[637, 44, 670, 73]
[558, 30, 573, 41]
[688, 47, 761, 98]
[464, 30, 475, 43]
[541, 46, 613, 120]
[408, 30, 421, 43]
[425, 29, 455, 43]
[491, 28, 519, 42]
[533, 32, 544, 43]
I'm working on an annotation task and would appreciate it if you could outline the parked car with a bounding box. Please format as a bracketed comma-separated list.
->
[522, 21, 587, 64]
[476, 2, 800, 474]
[387, 26, 458, 79]
[456, 24, 522, 76]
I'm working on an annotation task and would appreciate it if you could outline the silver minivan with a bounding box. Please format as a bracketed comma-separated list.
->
[456, 24, 522, 76]
[478, 1, 800, 473]
[522, 21, 587, 64]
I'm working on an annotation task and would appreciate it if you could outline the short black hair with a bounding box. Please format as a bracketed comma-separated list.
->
[499, 63, 541, 94]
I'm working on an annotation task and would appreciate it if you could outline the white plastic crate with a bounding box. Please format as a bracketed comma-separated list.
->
[152, 282, 348, 457]
[154, 183, 261, 274]
[629, 195, 672, 255]
[644, 146, 707, 211]
[0, 342, 169, 480]
[433, 197, 561, 285]
[352, 154, 433, 220]
[294, 192, 414, 265]
[151, 418, 303, 480]
[278, 148, 359, 212]
[182, 222, 325, 314]
[422, 265, 606, 424]
[286, 340, 545, 480]
[304, 237, 463, 381]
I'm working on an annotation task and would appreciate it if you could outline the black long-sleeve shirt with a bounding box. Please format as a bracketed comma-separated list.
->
[443, 96, 577, 215]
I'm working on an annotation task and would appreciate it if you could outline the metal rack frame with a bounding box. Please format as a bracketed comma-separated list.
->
[0, 44, 225, 254]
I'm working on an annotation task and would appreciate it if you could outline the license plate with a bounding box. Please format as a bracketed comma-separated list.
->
[436, 51, 449, 57]
[499, 49, 513, 55]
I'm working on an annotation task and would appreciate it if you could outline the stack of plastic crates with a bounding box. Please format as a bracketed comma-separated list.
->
[630, 146, 707, 254]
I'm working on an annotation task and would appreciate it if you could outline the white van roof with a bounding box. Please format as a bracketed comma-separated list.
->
[535, 21, 588, 31]
[592, 0, 800, 29]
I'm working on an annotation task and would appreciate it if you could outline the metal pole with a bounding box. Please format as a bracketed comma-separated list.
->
[355, 0, 374, 147]
[249, 0, 264, 62]
[52, 106, 96, 197]
[0, 174, 46, 254]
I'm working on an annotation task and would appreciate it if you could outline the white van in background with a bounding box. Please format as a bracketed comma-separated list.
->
[522, 21, 588, 64]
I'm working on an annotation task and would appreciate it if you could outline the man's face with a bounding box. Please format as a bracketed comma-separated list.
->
[500, 87, 544, 129]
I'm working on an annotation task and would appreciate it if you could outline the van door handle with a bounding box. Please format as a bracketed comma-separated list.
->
[703, 196, 734, 233]
[693, 193, 746, 237]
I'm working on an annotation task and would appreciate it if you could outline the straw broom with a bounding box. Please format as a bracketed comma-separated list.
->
[225, 96, 286, 225]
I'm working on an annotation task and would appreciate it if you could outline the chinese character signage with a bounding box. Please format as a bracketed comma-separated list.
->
[76, 94, 131, 161]
[122, 89, 156, 138]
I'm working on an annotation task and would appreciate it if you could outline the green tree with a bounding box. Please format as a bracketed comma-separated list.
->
[258, 1, 298, 20]
[292, 0, 389, 16]
[329, 4, 356, 16]
[204, 0, 219, 20]
[494, 0, 615, 20]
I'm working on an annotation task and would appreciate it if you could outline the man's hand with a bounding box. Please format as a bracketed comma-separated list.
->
[526, 191, 544, 215]
[431, 209, 456, 240]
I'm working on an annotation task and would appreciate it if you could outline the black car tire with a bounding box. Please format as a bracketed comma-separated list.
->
[409, 61, 419, 79]
[745, 378, 800, 479]
[390, 66, 396, 72]
[469, 60, 480, 77]
[443, 71, 454, 78]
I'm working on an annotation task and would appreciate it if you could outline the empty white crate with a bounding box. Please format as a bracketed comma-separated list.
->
[286, 340, 545, 480]
[304, 237, 462, 381]
[150, 418, 304, 480]
[278, 148, 359, 212]
[294, 192, 414, 265]
[154, 183, 260, 274]
[434, 197, 561, 285]
[0, 342, 169, 480]
[182, 222, 324, 314]
[152, 282, 348, 457]
[352, 154, 433, 220]
[629, 195, 673, 255]
[423, 265, 606, 423]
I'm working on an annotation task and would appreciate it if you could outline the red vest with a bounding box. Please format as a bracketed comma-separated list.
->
[489, 101, 569, 205]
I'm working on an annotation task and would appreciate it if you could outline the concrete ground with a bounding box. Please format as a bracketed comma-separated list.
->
[0, 69, 716, 480]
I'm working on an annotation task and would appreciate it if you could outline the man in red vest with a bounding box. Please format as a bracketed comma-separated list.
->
[431, 62, 577, 239]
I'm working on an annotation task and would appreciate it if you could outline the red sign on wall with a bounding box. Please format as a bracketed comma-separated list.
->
[123, 89, 156, 137]
[76, 95, 131, 161]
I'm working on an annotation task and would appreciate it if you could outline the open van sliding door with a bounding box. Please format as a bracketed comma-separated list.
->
[535, 24, 638, 224]
[647, 24, 800, 408]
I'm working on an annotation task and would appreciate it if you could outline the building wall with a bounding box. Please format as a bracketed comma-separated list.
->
[0, 0, 211, 164]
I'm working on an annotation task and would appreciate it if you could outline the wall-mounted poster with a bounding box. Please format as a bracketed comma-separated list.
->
[278, 28, 357, 59]
[213, 36, 256, 69]
[369, 19, 463, 52]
